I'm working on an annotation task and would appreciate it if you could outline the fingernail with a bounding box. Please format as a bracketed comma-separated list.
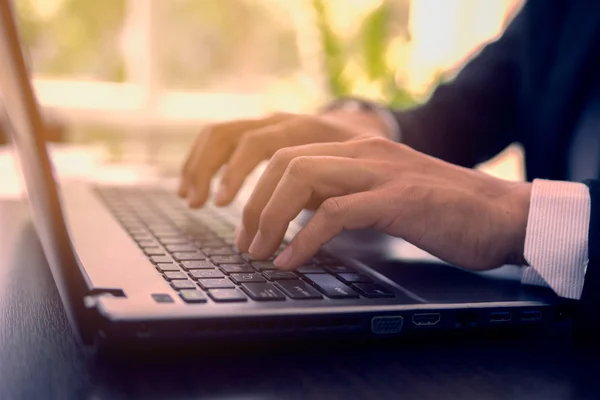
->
[249, 231, 266, 256]
[214, 184, 228, 206]
[274, 245, 293, 269]
[188, 188, 200, 208]
[235, 225, 250, 250]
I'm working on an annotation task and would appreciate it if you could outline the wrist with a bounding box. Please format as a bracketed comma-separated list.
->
[504, 182, 532, 265]
[319, 97, 401, 141]
[320, 109, 389, 139]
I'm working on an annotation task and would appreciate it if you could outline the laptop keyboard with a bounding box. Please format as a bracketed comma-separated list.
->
[95, 186, 395, 304]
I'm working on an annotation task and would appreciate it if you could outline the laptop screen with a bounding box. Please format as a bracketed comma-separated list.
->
[0, 0, 90, 340]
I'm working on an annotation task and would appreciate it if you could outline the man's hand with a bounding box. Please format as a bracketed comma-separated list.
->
[235, 137, 532, 271]
[179, 110, 389, 208]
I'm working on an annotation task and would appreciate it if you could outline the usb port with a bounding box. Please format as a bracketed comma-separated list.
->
[412, 313, 441, 326]
[521, 310, 542, 322]
[489, 311, 511, 322]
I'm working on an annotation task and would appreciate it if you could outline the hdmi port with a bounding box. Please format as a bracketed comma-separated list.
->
[412, 313, 440, 326]
[490, 311, 511, 322]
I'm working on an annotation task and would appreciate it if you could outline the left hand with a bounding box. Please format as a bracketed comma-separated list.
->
[235, 137, 532, 271]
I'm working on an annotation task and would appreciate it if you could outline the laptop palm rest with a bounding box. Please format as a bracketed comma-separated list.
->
[363, 260, 559, 304]
[326, 229, 560, 305]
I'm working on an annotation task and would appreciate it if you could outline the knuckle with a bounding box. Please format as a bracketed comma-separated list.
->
[286, 156, 313, 178]
[320, 197, 347, 219]
[270, 147, 295, 168]
[202, 124, 221, 141]
[363, 136, 390, 148]
[353, 136, 397, 156]
[269, 111, 293, 120]
[240, 129, 273, 151]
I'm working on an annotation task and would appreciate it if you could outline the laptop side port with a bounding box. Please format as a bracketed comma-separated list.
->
[489, 311, 511, 322]
[520, 310, 542, 322]
[412, 313, 441, 326]
[371, 316, 404, 334]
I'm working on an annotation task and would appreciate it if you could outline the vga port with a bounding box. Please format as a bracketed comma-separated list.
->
[371, 316, 404, 334]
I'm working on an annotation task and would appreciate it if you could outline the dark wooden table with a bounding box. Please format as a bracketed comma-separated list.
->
[1, 199, 599, 400]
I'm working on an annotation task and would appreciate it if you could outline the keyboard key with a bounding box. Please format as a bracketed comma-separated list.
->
[190, 234, 219, 244]
[219, 264, 255, 274]
[180, 260, 216, 270]
[203, 247, 236, 256]
[179, 290, 207, 303]
[138, 239, 159, 248]
[297, 265, 326, 274]
[165, 244, 198, 253]
[144, 247, 166, 256]
[197, 278, 235, 290]
[151, 293, 174, 303]
[207, 289, 247, 302]
[324, 265, 354, 274]
[189, 269, 225, 279]
[252, 261, 277, 271]
[172, 252, 206, 261]
[242, 253, 275, 262]
[125, 226, 146, 233]
[241, 283, 286, 301]
[275, 280, 323, 299]
[223, 238, 237, 245]
[194, 239, 226, 248]
[163, 271, 188, 281]
[159, 237, 190, 245]
[263, 271, 298, 281]
[230, 273, 266, 284]
[303, 274, 359, 299]
[152, 229, 181, 237]
[171, 280, 197, 290]
[352, 283, 394, 298]
[337, 273, 373, 284]
[315, 256, 341, 265]
[133, 233, 153, 241]
[149, 255, 173, 264]
[210, 255, 244, 265]
[156, 263, 181, 272]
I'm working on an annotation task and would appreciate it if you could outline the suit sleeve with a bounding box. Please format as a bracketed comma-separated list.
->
[578, 180, 600, 333]
[392, 7, 525, 168]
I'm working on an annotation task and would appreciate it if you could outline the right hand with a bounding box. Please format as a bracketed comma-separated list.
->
[178, 109, 390, 208]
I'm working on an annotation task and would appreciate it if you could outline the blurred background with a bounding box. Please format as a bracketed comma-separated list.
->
[1, 0, 525, 186]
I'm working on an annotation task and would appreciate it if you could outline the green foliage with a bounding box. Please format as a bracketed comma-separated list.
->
[15, 0, 126, 81]
[311, 0, 351, 96]
[312, 0, 418, 108]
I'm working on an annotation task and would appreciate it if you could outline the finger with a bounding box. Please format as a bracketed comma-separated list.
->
[178, 127, 209, 198]
[182, 114, 291, 207]
[215, 115, 354, 207]
[185, 130, 234, 208]
[213, 126, 281, 207]
[245, 156, 379, 259]
[235, 142, 360, 250]
[274, 191, 382, 270]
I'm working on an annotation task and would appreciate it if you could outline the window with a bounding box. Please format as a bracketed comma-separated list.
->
[13, 0, 523, 173]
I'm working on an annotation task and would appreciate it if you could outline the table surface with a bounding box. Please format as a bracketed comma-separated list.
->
[1, 199, 599, 400]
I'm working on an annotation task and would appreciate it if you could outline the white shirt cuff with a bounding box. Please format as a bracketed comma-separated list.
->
[522, 179, 590, 299]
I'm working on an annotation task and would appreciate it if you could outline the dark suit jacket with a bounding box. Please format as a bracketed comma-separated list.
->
[390, 0, 600, 331]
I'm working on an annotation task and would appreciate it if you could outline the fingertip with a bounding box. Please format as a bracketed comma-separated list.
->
[235, 225, 251, 252]
[187, 187, 206, 209]
[213, 185, 232, 207]
[273, 245, 293, 269]
[177, 182, 187, 198]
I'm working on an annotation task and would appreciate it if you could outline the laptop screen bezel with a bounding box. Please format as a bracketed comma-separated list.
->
[0, 0, 94, 342]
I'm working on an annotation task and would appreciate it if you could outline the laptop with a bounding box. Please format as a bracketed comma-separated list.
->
[0, 0, 571, 347]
